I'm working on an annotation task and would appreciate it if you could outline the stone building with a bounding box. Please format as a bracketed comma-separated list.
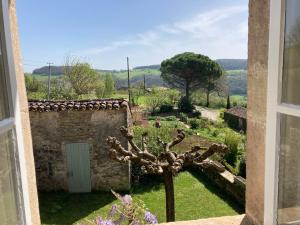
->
[224, 107, 247, 132]
[28, 99, 132, 192]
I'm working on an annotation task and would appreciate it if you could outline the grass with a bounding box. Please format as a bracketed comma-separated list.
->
[39, 171, 243, 225]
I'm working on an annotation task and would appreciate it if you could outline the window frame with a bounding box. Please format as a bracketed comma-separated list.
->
[265, 0, 300, 224]
[0, 0, 33, 224]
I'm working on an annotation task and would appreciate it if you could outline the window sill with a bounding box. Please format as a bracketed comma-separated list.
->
[159, 215, 249, 225]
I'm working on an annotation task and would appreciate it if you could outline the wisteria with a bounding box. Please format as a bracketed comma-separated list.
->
[144, 211, 158, 224]
[79, 191, 157, 225]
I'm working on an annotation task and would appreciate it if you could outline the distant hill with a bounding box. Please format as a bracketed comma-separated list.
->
[133, 65, 160, 70]
[32, 59, 248, 76]
[33, 66, 65, 76]
[216, 59, 247, 70]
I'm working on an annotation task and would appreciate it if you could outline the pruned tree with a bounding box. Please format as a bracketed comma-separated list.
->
[106, 127, 227, 222]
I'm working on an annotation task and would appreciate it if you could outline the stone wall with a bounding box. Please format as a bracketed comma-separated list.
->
[224, 112, 247, 133]
[199, 164, 246, 207]
[30, 109, 131, 191]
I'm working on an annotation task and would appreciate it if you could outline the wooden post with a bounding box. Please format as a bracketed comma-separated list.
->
[127, 57, 131, 105]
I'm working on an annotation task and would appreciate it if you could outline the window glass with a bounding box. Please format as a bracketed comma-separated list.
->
[0, 131, 23, 225]
[0, 38, 9, 120]
[277, 114, 300, 225]
[281, 0, 300, 105]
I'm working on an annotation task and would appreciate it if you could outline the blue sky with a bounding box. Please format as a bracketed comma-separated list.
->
[17, 0, 248, 72]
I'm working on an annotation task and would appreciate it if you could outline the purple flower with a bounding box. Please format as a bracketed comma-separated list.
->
[131, 220, 140, 225]
[144, 211, 158, 224]
[95, 217, 114, 225]
[108, 204, 117, 218]
[122, 194, 132, 205]
[113, 213, 126, 225]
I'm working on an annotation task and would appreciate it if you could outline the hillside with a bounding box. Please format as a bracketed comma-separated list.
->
[30, 59, 247, 95]
[32, 59, 247, 76]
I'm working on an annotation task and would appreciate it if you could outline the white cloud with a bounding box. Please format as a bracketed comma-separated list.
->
[75, 5, 248, 69]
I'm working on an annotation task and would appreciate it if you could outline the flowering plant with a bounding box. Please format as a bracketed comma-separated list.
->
[80, 190, 158, 225]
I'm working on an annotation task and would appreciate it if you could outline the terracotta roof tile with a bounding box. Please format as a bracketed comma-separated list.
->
[28, 99, 128, 112]
[226, 106, 247, 119]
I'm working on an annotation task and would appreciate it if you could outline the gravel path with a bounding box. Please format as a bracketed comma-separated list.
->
[195, 106, 219, 121]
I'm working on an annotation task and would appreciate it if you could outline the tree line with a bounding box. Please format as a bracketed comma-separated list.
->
[26, 52, 230, 108]
[25, 57, 116, 100]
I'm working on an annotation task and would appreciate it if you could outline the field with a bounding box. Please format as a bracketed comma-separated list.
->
[39, 171, 243, 225]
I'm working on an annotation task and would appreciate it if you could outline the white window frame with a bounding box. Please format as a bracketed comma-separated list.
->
[0, 0, 32, 224]
[265, 0, 300, 224]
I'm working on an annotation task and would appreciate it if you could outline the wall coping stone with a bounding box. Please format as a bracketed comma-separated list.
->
[28, 98, 128, 112]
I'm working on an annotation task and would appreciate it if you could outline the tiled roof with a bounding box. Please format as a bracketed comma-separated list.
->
[226, 106, 247, 119]
[28, 99, 128, 112]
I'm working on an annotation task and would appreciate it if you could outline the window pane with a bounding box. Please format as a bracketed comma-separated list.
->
[0, 38, 9, 120]
[277, 114, 300, 225]
[281, 0, 300, 105]
[0, 130, 24, 225]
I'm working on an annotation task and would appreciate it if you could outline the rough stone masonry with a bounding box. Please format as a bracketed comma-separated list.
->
[28, 99, 132, 192]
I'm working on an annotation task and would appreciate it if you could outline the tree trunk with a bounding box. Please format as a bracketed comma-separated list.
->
[206, 90, 210, 107]
[163, 170, 175, 222]
[185, 84, 190, 101]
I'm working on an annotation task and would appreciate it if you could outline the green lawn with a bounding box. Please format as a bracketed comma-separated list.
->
[39, 171, 243, 225]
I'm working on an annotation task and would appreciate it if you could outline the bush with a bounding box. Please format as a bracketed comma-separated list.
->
[178, 96, 194, 113]
[147, 116, 157, 121]
[198, 117, 210, 129]
[191, 110, 201, 118]
[219, 108, 226, 119]
[133, 125, 172, 155]
[237, 154, 246, 178]
[189, 118, 201, 129]
[179, 112, 188, 123]
[165, 116, 177, 121]
[224, 131, 242, 166]
[159, 104, 174, 113]
[209, 127, 220, 137]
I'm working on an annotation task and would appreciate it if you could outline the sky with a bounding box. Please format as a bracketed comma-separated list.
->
[17, 0, 248, 72]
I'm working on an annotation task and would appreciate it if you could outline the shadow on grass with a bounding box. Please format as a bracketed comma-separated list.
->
[130, 174, 164, 194]
[188, 169, 245, 214]
[39, 191, 115, 225]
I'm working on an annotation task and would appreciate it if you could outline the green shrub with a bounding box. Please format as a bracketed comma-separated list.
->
[237, 154, 246, 178]
[165, 116, 177, 121]
[224, 131, 242, 166]
[209, 127, 220, 137]
[159, 104, 174, 113]
[178, 96, 194, 113]
[179, 112, 188, 123]
[189, 118, 201, 129]
[133, 125, 172, 155]
[219, 108, 226, 119]
[191, 110, 201, 118]
[147, 116, 157, 121]
[198, 117, 210, 129]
